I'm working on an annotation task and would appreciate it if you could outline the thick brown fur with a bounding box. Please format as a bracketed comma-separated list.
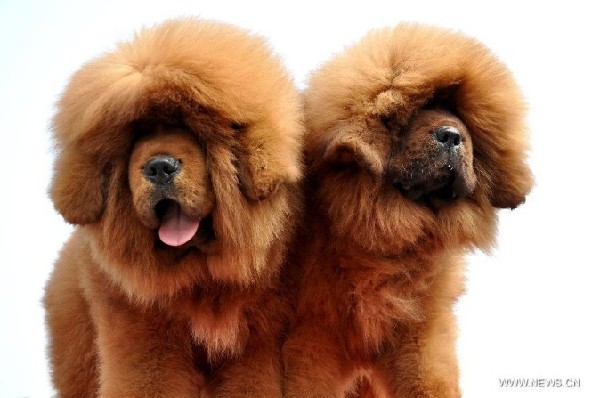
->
[283, 24, 532, 397]
[44, 19, 303, 398]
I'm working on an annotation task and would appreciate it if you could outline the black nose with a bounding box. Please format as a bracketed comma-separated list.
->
[433, 126, 462, 148]
[142, 156, 181, 184]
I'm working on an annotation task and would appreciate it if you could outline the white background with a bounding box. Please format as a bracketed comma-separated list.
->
[1, 1, 598, 397]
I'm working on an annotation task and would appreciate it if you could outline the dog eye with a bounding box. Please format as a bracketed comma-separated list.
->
[380, 115, 394, 131]
[230, 122, 248, 133]
[380, 115, 404, 135]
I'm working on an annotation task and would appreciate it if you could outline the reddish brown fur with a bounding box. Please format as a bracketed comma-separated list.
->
[44, 19, 303, 398]
[283, 24, 532, 397]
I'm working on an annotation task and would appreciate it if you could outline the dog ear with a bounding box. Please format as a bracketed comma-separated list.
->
[322, 131, 384, 176]
[236, 124, 302, 201]
[490, 160, 533, 209]
[237, 155, 285, 201]
[50, 145, 106, 224]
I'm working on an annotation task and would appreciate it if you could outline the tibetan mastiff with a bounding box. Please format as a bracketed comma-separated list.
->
[283, 24, 532, 397]
[44, 19, 303, 398]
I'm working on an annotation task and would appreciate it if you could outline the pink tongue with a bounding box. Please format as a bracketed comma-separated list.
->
[158, 202, 200, 247]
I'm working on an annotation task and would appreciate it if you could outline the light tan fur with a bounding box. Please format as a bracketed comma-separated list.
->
[284, 24, 532, 398]
[45, 19, 303, 398]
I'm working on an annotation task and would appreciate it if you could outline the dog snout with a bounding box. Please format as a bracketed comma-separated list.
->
[433, 126, 462, 149]
[143, 156, 181, 185]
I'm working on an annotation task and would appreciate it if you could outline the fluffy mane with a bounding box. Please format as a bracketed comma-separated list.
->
[306, 23, 531, 211]
[50, 19, 304, 301]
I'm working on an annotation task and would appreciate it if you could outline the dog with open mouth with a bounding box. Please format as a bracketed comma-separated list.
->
[44, 19, 303, 398]
[283, 24, 532, 397]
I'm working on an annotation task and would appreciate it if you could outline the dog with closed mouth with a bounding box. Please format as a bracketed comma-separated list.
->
[283, 24, 532, 397]
[44, 19, 303, 398]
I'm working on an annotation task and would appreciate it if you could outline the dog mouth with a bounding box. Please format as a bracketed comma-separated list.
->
[154, 199, 215, 248]
[393, 167, 468, 206]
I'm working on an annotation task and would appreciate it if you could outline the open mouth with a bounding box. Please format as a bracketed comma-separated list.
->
[154, 199, 215, 248]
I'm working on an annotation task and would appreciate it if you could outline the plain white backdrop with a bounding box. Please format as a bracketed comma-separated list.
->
[1, 1, 598, 397]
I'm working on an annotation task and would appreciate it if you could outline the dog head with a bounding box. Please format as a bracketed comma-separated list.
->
[306, 24, 532, 254]
[49, 19, 303, 301]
